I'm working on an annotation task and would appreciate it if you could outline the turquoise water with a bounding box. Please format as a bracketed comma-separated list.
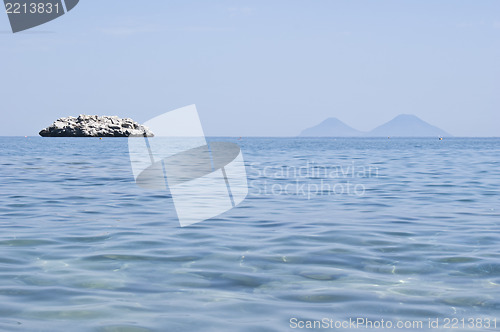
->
[0, 137, 499, 331]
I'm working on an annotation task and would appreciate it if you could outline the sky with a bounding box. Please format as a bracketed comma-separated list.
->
[0, 0, 499, 136]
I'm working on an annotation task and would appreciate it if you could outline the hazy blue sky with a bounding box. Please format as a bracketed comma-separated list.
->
[1, 0, 499, 136]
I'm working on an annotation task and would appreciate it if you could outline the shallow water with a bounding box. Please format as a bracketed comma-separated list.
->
[0, 137, 499, 331]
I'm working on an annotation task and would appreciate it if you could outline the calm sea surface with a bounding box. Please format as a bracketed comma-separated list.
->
[0, 137, 499, 331]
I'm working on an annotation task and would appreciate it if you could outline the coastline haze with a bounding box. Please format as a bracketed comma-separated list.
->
[300, 114, 451, 137]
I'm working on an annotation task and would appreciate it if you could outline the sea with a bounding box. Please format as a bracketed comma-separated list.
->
[0, 137, 499, 331]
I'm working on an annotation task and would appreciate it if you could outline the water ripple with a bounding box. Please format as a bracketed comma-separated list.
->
[0, 137, 499, 331]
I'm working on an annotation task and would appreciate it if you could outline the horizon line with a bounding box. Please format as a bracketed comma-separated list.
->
[3, 135, 500, 138]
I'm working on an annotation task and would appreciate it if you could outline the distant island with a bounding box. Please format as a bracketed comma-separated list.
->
[299, 114, 451, 137]
[39, 115, 154, 137]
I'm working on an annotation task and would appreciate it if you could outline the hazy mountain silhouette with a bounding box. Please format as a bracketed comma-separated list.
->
[368, 114, 450, 137]
[299, 117, 363, 137]
[299, 114, 451, 137]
